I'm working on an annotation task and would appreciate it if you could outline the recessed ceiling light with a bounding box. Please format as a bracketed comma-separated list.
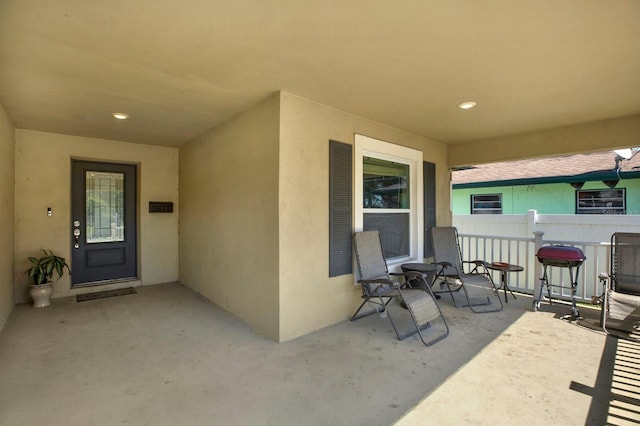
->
[112, 112, 129, 120]
[457, 101, 477, 110]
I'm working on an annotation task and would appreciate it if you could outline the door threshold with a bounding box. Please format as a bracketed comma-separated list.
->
[72, 277, 139, 289]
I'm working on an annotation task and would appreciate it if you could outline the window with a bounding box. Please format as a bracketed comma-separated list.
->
[471, 194, 502, 214]
[576, 188, 625, 214]
[355, 134, 423, 266]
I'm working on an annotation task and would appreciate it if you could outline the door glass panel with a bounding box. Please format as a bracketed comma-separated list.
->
[86, 171, 125, 243]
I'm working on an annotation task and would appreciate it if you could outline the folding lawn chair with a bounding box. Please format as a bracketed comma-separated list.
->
[599, 232, 640, 334]
[430, 226, 503, 313]
[351, 231, 448, 346]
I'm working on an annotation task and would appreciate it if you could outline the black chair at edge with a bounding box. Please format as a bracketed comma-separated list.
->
[598, 232, 640, 335]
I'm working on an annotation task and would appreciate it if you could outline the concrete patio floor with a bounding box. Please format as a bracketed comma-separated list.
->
[0, 282, 638, 425]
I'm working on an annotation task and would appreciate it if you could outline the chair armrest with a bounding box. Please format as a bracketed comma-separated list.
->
[358, 278, 398, 296]
[432, 261, 460, 279]
[598, 273, 612, 293]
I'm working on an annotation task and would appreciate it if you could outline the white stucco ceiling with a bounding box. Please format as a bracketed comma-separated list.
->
[0, 0, 639, 147]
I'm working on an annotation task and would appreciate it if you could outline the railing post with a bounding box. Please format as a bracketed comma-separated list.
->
[532, 231, 545, 305]
[527, 209, 538, 235]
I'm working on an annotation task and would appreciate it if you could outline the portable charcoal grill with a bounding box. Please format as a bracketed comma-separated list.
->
[534, 245, 586, 320]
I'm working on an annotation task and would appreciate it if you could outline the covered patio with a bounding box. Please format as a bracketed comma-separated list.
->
[1, 3, 640, 424]
[1, 282, 636, 425]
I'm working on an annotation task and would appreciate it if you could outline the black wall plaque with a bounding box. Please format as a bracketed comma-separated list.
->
[149, 201, 174, 213]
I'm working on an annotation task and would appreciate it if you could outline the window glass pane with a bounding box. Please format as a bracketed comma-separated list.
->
[363, 157, 409, 209]
[86, 171, 125, 243]
[363, 213, 410, 259]
[472, 194, 502, 214]
[577, 189, 625, 214]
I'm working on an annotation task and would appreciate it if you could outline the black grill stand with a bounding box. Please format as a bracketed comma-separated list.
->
[534, 259, 583, 320]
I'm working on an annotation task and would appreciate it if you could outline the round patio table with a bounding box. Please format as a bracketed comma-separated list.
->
[485, 262, 523, 303]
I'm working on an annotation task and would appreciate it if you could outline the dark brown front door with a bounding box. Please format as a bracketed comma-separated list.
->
[71, 160, 137, 286]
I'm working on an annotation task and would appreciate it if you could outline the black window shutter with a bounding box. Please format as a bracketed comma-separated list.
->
[424, 161, 436, 258]
[329, 140, 353, 277]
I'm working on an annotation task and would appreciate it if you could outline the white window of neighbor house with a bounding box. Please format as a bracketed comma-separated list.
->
[471, 193, 502, 214]
[355, 134, 423, 268]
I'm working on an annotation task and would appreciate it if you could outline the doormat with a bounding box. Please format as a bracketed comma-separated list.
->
[76, 287, 137, 302]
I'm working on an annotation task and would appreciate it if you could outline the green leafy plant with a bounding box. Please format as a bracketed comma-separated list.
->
[24, 250, 71, 285]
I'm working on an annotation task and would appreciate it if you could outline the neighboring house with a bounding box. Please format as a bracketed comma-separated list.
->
[452, 151, 640, 215]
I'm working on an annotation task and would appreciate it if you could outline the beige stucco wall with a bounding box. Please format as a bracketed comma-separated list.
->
[14, 130, 179, 303]
[179, 94, 281, 340]
[179, 91, 450, 342]
[449, 114, 640, 167]
[278, 92, 450, 342]
[0, 104, 15, 329]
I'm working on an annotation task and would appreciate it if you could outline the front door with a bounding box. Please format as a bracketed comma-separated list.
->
[71, 160, 137, 286]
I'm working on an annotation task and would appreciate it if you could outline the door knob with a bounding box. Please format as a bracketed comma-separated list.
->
[73, 228, 81, 249]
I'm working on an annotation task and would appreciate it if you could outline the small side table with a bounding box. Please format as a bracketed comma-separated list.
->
[485, 262, 523, 303]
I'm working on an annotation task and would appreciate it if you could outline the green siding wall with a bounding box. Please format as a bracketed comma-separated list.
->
[452, 179, 640, 215]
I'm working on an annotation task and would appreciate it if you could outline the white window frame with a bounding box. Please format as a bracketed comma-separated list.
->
[355, 134, 423, 272]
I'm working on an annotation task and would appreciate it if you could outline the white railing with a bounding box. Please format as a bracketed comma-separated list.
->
[457, 233, 610, 303]
[452, 210, 640, 303]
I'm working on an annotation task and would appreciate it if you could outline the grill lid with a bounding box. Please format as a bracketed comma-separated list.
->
[536, 245, 586, 262]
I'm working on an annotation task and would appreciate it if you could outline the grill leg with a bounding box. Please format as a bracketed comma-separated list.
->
[533, 266, 550, 311]
[569, 266, 581, 320]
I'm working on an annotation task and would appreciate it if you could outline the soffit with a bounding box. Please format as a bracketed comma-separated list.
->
[0, 1, 639, 147]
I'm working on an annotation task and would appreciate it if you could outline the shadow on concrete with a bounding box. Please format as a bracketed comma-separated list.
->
[569, 309, 640, 425]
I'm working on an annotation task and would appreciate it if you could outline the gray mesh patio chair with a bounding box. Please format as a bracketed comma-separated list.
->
[351, 230, 449, 346]
[431, 226, 503, 313]
[598, 232, 640, 333]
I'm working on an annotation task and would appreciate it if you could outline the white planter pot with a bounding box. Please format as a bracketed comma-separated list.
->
[30, 283, 53, 308]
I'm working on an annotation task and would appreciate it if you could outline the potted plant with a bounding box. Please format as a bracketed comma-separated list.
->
[24, 250, 71, 308]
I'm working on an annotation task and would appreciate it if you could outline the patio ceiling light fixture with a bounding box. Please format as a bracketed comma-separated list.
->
[112, 112, 129, 120]
[457, 101, 477, 110]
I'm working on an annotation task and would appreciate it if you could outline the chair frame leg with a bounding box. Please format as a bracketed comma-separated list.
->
[599, 276, 610, 333]
[350, 289, 393, 321]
